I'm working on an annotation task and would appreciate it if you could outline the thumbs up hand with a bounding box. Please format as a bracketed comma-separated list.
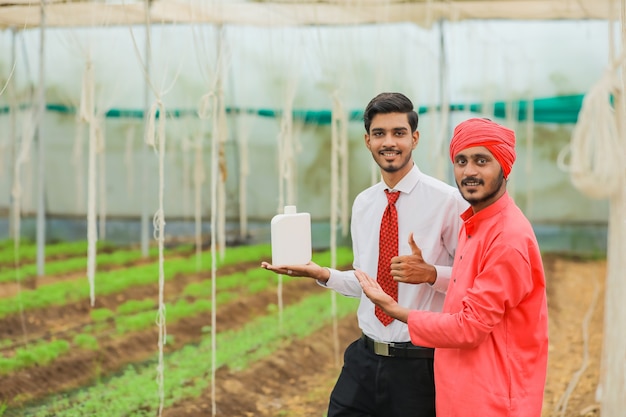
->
[390, 232, 437, 285]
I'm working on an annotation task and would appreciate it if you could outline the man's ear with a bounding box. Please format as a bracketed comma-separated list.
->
[412, 131, 420, 149]
[364, 134, 371, 150]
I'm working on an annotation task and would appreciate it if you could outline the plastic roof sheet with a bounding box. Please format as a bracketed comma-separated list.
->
[0, 0, 617, 30]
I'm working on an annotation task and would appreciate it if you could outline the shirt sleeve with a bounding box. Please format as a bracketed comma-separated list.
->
[430, 265, 451, 293]
[408, 244, 533, 349]
[317, 268, 362, 297]
[429, 192, 468, 294]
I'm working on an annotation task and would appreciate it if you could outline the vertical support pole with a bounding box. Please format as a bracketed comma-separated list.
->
[36, 1, 47, 277]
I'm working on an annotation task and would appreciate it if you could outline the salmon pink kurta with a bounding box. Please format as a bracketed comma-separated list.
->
[407, 192, 549, 417]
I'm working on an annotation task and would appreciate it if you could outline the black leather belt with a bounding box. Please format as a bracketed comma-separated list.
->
[361, 333, 434, 359]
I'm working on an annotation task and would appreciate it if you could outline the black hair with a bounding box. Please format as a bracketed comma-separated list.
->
[363, 92, 419, 134]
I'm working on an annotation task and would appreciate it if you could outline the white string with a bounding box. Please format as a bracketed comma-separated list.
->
[338, 100, 350, 239]
[96, 117, 107, 240]
[275, 70, 299, 333]
[11, 108, 35, 347]
[432, 19, 450, 182]
[524, 90, 535, 218]
[192, 131, 205, 271]
[216, 89, 228, 260]
[80, 59, 98, 307]
[180, 134, 192, 220]
[147, 98, 167, 417]
[330, 91, 347, 366]
[238, 114, 252, 241]
[123, 124, 136, 199]
[210, 92, 220, 417]
[71, 114, 85, 213]
[12, 109, 35, 243]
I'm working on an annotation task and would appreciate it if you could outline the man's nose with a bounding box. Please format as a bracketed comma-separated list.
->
[382, 133, 395, 145]
[463, 162, 478, 176]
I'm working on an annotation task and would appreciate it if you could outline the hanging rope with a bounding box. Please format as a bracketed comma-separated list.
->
[216, 87, 228, 260]
[78, 59, 98, 307]
[276, 99, 293, 333]
[180, 134, 192, 220]
[432, 18, 451, 182]
[12, 108, 35, 347]
[71, 114, 85, 213]
[123, 124, 136, 199]
[557, 3, 626, 415]
[192, 131, 205, 271]
[237, 114, 252, 241]
[145, 98, 168, 417]
[524, 92, 535, 217]
[96, 116, 107, 240]
[556, 63, 624, 199]
[199, 89, 220, 417]
[504, 88, 519, 196]
[330, 91, 350, 366]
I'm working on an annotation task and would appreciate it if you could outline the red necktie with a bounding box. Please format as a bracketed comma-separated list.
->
[375, 189, 399, 326]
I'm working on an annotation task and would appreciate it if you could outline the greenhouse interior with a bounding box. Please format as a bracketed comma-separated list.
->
[0, 0, 624, 416]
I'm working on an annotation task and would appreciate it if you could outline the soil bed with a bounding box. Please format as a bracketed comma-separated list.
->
[1, 253, 607, 417]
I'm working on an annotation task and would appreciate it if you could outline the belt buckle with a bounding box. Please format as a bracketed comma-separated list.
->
[374, 341, 391, 356]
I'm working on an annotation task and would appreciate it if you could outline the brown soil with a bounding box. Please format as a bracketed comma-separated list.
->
[0, 253, 606, 417]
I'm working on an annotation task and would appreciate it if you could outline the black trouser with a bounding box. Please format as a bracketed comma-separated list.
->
[327, 338, 436, 417]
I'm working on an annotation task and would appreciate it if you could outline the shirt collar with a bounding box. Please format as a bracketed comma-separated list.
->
[382, 163, 420, 194]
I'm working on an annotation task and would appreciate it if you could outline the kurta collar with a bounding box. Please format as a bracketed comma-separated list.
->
[461, 191, 512, 237]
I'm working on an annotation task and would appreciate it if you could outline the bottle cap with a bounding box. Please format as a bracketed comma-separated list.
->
[284, 205, 297, 214]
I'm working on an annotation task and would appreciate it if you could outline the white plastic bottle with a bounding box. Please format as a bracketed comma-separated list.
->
[270, 205, 312, 265]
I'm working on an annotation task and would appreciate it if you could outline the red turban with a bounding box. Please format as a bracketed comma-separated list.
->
[449, 118, 516, 179]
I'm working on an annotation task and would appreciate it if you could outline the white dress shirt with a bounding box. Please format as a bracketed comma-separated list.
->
[322, 163, 468, 343]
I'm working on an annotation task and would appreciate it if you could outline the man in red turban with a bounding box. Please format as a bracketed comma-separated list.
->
[356, 117, 549, 417]
[449, 117, 516, 179]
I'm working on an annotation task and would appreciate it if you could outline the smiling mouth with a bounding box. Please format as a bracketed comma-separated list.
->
[380, 151, 400, 158]
[462, 179, 482, 187]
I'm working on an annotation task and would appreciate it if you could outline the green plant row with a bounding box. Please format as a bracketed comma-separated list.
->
[0, 240, 116, 265]
[0, 339, 70, 374]
[0, 248, 354, 375]
[0, 267, 279, 375]
[0, 244, 200, 283]
[0, 244, 352, 319]
[1, 246, 154, 284]
[0, 244, 268, 318]
[21, 291, 359, 417]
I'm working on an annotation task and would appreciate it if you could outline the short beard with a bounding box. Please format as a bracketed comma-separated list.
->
[376, 150, 412, 174]
[460, 171, 506, 206]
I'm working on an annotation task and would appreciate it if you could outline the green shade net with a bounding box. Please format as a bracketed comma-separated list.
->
[1, 94, 584, 124]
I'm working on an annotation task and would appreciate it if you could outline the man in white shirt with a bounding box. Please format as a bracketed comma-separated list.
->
[262, 92, 468, 417]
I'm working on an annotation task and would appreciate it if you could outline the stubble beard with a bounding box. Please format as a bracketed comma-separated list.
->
[377, 152, 412, 174]
[459, 173, 506, 207]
